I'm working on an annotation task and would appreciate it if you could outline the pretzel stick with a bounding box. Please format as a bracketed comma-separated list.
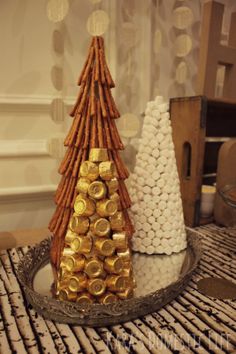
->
[98, 82, 107, 117]
[65, 147, 78, 177]
[64, 113, 81, 146]
[94, 37, 100, 81]
[90, 114, 97, 148]
[123, 210, 134, 238]
[48, 205, 62, 231]
[71, 188, 78, 209]
[75, 102, 88, 147]
[64, 177, 77, 207]
[52, 206, 64, 235]
[77, 78, 90, 114]
[103, 85, 115, 118]
[77, 37, 95, 85]
[57, 177, 70, 206]
[111, 151, 129, 179]
[72, 149, 83, 178]
[69, 83, 85, 117]
[109, 93, 120, 118]
[58, 207, 71, 238]
[97, 100, 104, 147]
[81, 46, 95, 83]
[119, 180, 131, 208]
[98, 37, 115, 88]
[98, 49, 106, 84]
[108, 118, 124, 150]
[91, 65, 96, 116]
[103, 116, 112, 149]
[83, 100, 91, 147]
[59, 147, 73, 174]
[55, 175, 66, 203]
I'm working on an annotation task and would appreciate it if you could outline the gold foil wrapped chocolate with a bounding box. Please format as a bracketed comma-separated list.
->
[96, 199, 117, 217]
[106, 178, 119, 194]
[117, 249, 131, 260]
[94, 239, 115, 256]
[109, 212, 125, 231]
[84, 259, 104, 278]
[89, 148, 108, 162]
[98, 292, 118, 304]
[61, 254, 85, 272]
[87, 278, 106, 296]
[74, 196, 95, 216]
[58, 288, 77, 301]
[117, 287, 133, 300]
[109, 193, 121, 210]
[62, 247, 75, 257]
[64, 230, 77, 244]
[112, 232, 128, 250]
[104, 255, 123, 274]
[70, 235, 92, 254]
[69, 215, 90, 234]
[80, 161, 99, 181]
[76, 292, 94, 305]
[106, 275, 128, 292]
[99, 161, 116, 180]
[90, 217, 110, 237]
[68, 273, 87, 292]
[76, 177, 91, 194]
[88, 181, 107, 200]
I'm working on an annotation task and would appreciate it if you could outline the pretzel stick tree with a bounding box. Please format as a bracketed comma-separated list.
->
[48, 36, 134, 303]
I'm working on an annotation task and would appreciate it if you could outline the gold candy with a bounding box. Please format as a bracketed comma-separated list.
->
[84, 259, 104, 278]
[76, 177, 91, 194]
[94, 239, 115, 257]
[99, 161, 116, 181]
[109, 212, 125, 231]
[74, 196, 95, 217]
[90, 217, 111, 237]
[70, 235, 92, 254]
[117, 249, 131, 261]
[117, 287, 133, 300]
[76, 292, 94, 305]
[104, 256, 123, 274]
[88, 181, 107, 200]
[79, 161, 99, 181]
[112, 232, 128, 250]
[58, 288, 77, 302]
[65, 230, 77, 244]
[98, 292, 118, 304]
[106, 275, 128, 292]
[96, 199, 117, 217]
[87, 278, 106, 296]
[106, 178, 119, 194]
[61, 254, 85, 272]
[89, 148, 109, 162]
[68, 273, 87, 292]
[61, 247, 75, 257]
[69, 215, 90, 234]
[109, 193, 121, 210]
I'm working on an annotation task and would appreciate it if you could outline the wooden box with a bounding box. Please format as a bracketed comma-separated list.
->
[170, 96, 236, 226]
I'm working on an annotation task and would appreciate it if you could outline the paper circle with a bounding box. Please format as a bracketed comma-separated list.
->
[174, 34, 192, 57]
[175, 61, 188, 84]
[153, 29, 162, 54]
[173, 7, 193, 29]
[46, 0, 69, 23]
[50, 98, 66, 122]
[122, 22, 139, 47]
[87, 10, 110, 36]
[117, 113, 140, 138]
[53, 30, 64, 54]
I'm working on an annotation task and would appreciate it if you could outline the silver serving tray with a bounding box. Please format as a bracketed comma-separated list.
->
[17, 229, 202, 327]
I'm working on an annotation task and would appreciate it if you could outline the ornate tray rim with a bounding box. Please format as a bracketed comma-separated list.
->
[17, 229, 203, 327]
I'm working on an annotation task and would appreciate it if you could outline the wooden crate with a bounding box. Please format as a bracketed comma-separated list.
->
[170, 96, 236, 226]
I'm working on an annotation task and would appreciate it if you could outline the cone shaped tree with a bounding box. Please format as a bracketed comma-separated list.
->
[49, 37, 134, 303]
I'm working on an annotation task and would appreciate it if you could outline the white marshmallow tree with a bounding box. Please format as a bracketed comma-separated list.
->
[130, 96, 187, 255]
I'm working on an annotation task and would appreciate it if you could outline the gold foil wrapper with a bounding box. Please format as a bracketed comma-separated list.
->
[104, 256, 123, 274]
[94, 239, 115, 257]
[96, 199, 118, 217]
[64, 230, 77, 244]
[84, 259, 104, 278]
[69, 215, 90, 234]
[109, 212, 125, 231]
[99, 161, 116, 181]
[68, 273, 87, 292]
[62, 247, 75, 257]
[76, 292, 94, 305]
[117, 287, 133, 300]
[88, 181, 107, 200]
[109, 193, 121, 210]
[87, 278, 106, 296]
[70, 235, 92, 254]
[89, 148, 108, 162]
[112, 232, 128, 251]
[106, 178, 119, 194]
[76, 177, 91, 194]
[117, 249, 131, 261]
[106, 275, 128, 292]
[74, 196, 95, 217]
[98, 292, 118, 304]
[90, 217, 111, 237]
[61, 254, 85, 272]
[58, 288, 77, 301]
[79, 161, 99, 181]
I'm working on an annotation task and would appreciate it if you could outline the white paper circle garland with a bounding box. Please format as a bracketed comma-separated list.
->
[87, 10, 110, 36]
[117, 113, 140, 138]
[174, 34, 192, 57]
[172, 6, 193, 30]
[46, 0, 69, 23]
[175, 61, 188, 84]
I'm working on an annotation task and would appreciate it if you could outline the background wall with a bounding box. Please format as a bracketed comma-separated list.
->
[0, 0, 235, 232]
